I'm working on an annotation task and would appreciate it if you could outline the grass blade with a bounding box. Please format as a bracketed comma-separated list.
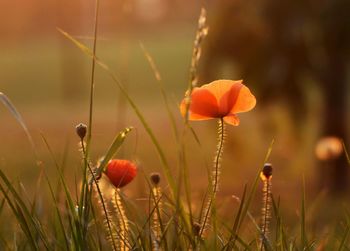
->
[338, 226, 350, 251]
[301, 176, 307, 250]
[342, 141, 350, 166]
[139, 42, 178, 140]
[85, 0, 100, 157]
[0, 92, 36, 153]
[0, 182, 38, 250]
[94, 126, 133, 177]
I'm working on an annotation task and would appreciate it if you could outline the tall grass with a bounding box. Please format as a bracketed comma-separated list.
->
[0, 4, 350, 251]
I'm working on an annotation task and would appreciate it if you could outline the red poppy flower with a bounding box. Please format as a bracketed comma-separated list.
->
[180, 79, 256, 125]
[105, 159, 137, 188]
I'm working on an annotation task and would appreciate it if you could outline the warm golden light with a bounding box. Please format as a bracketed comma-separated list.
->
[315, 136, 343, 161]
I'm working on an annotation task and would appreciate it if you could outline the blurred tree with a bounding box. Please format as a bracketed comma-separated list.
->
[200, 0, 350, 195]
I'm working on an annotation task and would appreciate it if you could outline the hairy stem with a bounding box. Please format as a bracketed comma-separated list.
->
[151, 185, 162, 250]
[80, 138, 118, 251]
[260, 178, 271, 251]
[199, 118, 225, 237]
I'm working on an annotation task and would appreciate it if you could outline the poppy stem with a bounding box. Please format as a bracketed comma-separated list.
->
[151, 183, 162, 250]
[200, 118, 225, 237]
[260, 175, 272, 250]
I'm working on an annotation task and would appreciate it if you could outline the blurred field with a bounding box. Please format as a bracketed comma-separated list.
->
[0, 25, 335, 190]
[0, 1, 349, 249]
[0, 27, 324, 214]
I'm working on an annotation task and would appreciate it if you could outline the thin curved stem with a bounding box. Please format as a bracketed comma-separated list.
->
[260, 178, 271, 251]
[86, 0, 100, 156]
[80, 139, 118, 251]
[199, 118, 225, 237]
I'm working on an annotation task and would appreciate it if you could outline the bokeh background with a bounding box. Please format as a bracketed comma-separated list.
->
[0, 0, 349, 224]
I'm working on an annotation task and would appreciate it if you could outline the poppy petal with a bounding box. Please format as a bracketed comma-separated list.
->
[201, 79, 242, 103]
[106, 159, 137, 188]
[180, 79, 256, 123]
[180, 88, 219, 120]
[219, 81, 244, 115]
[230, 84, 256, 114]
[223, 114, 240, 126]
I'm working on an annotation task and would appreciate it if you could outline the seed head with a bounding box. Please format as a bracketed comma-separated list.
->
[150, 172, 161, 185]
[76, 123, 87, 140]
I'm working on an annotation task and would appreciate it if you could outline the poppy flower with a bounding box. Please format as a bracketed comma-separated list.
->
[180, 79, 256, 125]
[105, 159, 137, 188]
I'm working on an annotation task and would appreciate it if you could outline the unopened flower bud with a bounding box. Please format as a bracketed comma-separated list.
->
[192, 222, 201, 236]
[150, 172, 161, 185]
[262, 163, 273, 179]
[76, 123, 87, 140]
[105, 159, 137, 188]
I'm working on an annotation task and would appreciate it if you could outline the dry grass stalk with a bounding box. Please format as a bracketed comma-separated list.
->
[184, 7, 209, 122]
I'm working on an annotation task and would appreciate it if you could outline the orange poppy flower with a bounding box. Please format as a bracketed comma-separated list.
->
[180, 79, 256, 125]
[105, 159, 137, 188]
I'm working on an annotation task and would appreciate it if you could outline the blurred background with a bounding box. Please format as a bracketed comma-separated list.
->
[0, 0, 349, 224]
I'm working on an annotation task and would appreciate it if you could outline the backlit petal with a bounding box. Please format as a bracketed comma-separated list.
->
[180, 88, 219, 120]
[230, 84, 256, 114]
[180, 79, 256, 124]
[201, 79, 243, 103]
[219, 82, 244, 115]
[223, 114, 240, 126]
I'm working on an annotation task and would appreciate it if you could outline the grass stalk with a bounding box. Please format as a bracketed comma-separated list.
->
[86, 0, 100, 156]
[184, 8, 209, 123]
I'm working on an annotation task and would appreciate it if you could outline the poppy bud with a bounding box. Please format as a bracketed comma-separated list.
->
[192, 222, 201, 236]
[105, 159, 137, 188]
[76, 123, 87, 140]
[150, 172, 161, 185]
[262, 163, 273, 180]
